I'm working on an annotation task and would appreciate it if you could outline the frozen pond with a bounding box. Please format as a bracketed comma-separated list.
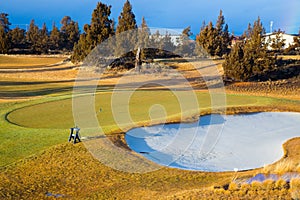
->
[125, 112, 300, 172]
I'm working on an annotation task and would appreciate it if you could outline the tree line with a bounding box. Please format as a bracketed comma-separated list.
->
[0, 1, 231, 60]
[1, 0, 300, 81]
[0, 13, 80, 54]
[71, 1, 232, 64]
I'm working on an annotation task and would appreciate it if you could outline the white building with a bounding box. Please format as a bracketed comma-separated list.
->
[264, 33, 298, 50]
[150, 28, 183, 46]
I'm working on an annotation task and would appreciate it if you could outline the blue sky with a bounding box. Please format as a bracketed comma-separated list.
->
[0, 0, 299, 35]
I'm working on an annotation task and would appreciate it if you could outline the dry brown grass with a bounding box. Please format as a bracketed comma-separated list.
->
[0, 55, 300, 199]
[226, 79, 300, 100]
[262, 160, 297, 175]
[0, 143, 230, 199]
[290, 178, 300, 200]
[0, 55, 66, 69]
[3, 137, 298, 199]
[279, 55, 300, 60]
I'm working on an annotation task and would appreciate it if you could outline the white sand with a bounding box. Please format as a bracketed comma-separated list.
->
[126, 112, 300, 172]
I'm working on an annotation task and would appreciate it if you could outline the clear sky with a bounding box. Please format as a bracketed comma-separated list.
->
[0, 0, 299, 35]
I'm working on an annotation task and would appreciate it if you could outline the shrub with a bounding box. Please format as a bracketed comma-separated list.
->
[214, 188, 225, 195]
[228, 182, 238, 191]
[262, 179, 275, 190]
[275, 179, 289, 190]
[240, 183, 250, 191]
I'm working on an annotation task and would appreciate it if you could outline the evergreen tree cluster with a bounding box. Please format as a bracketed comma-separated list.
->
[0, 13, 80, 54]
[71, 2, 114, 62]
[196, 10, 231, 57]
[223, 17, 275, 81]
[1, 0, 298, 80]
[268, 29, 286, 53]
[70, 0, 195, 64]
[285, 30, 300, 54]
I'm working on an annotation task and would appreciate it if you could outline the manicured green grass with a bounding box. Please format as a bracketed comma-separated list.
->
[2, 90, 299, 168]
[6, 91, 291, 129]
[0, 55, 65, 69]
[0, 97, 72, 168]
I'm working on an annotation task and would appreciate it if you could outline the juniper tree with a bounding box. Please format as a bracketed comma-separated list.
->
[196, 10, 230, 57]
[223, 17, 275, 81]
[0, 13, 10, 53]
[71, 2, 114, 62]
[160, 32, 175, 53]
[197, 21, 216, 56]
[38, 23, 49, 53]
[150, 30, 161, 48]
[115, 0, 137, 56]
[0, 26, 8, 53]
[138, 17, 150, 60]
[7, 27, 26, 49]
[0, 13, 11, 33]
[269, 29, 286, 53]
[26, 20, 40, 53]
[72, 34, 91, 62]
[116, 0, 137, 34]
[285, 29, 300, 54]
[223, 42, 247, 81]
[60, 16, 80, 51]
[176, 26, 195, 56]
[49, 23, 61, 50]
[242, 17, 273, 74]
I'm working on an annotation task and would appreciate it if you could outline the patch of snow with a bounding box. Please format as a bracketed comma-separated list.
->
[125, 112, 300, 172]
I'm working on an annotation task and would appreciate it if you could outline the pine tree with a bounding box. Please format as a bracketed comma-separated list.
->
[242, 17, 269, 74]
[72, 34, 91, 62]
[114, 0, 137, 56]
[223, 17, 275, 81]
[221, 24, 230, 55]
[60, 16, 80, 51]
[269, 29, 286, 53]
[0, 26, 8, 53]
[7, 27, 26, 49]
[223, 42, 247, 81]
[87, 2, 114, 47]
[0, 13, 11, 33]
[38, 23, 49, 53]
[160, 32, 175, 52]
[49, 23, 61, 50]
[138, 17, 150, 60]
[196, 10, 230, 57]
[0, 13, 10, 53]
[150, 30, 161, 49]
[116, 0, 137, 34]
[285, 29, 300, 54]
[182, 26, 192, 37]
[71, 2, 114, 63]
[176, 26, 194, 56]
[26, 20, 40, 53]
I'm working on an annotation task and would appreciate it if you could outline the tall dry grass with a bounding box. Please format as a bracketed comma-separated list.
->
[262, 160, 297, 175]
[290, 178, 300, 200]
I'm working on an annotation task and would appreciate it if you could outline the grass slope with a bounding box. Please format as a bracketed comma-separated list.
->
[1, 55, 300, 199]
[2, 91, 300, 168]
[0, 55, 65, 69]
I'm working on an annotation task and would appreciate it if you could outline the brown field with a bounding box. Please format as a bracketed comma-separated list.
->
[0, 55, 299, 199]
